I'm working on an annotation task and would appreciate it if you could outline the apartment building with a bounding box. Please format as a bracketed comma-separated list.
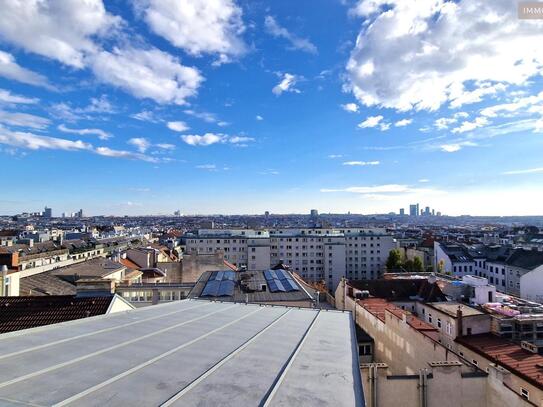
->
[435, 242, 543, 299]
[184, 228, 396, 290]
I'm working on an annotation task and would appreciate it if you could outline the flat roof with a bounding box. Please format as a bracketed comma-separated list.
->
[427, 302, 485, 317]
[0, 300, 363, 406]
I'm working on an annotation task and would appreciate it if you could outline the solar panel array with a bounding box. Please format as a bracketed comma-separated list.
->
[201, 271, 236, 297]
[263, 269, 299, 293]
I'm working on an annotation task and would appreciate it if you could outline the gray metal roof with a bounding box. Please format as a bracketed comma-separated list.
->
[0, 299, 364, 407]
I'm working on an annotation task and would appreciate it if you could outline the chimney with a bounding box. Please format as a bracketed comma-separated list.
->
[457, 306, 463, 337]
[1, 265, 8, 296]
[75, 278, 114, 297]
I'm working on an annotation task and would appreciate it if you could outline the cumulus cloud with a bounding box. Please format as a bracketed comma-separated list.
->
[346, 0, 543, 111]
[128, 137, 151, 153]
[358, 115, 383, 128]
[341, 103, 359, 113]
[0, 51, 54, 89]
[394, 118, 412, 127]
[135, 0, 246, 62]
[439, 141, 477, 152]
[181, 133, 254, 146]
[167, 121, 190, 132]
[131, 110, 159, 122]
[182, 133, 224, 146]
[0, 110, 50, 129]
[272, 73, 300, 96]
[91, 47, 203, 105]
[0, 0, 120, 68]
[58, 124, 111, 140]
[264, 16, 317, 54]
[256, 115, 263, 121]
[451, 117, 488, 134]
[342, 161, 380, 166]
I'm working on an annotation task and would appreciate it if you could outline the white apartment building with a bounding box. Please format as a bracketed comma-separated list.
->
[184, 228, 397, 290]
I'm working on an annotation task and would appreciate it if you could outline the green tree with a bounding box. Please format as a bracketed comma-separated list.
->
[386, 249, 403, 271]
[413, 257, 424, 272]
[404, 259, 415, 272]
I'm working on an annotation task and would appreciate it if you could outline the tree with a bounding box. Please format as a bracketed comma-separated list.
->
[413, 257, 424, 272]
[404, 259, 415, 272]
[386, 249, 403, 271]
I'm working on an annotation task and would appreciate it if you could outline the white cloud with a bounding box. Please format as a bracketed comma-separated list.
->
[439, 141, 477, 152]
[321, 184, 424, 194]
[131, 110, 159, 122]
[358, 115, 383, 128]
[0, 126, 91, 151]
[502, 167, 543, 175]
[256, 115, 263, 121]
[135, 0, 246, 62]
[0, 0, 120, 68]
[341, 103, 359, 113]
[155, 143, 175, 150]
[50, 96, 116, 122]
[0, 110, 50, 129]
[128, 137, 151, 153]
[272, 73, 300, 96]
[95, 146, 158, 163]
[0, 89, 38, 105]
[0, 51, 53, 89]
[167, 121, 190, 132]
[379, 122, 391, 131]
[451, 116, 488, 133]
[184, 109, 218, 123]
[181, 132, 254, 146]
[328, 154, 343, 159]
[91, 47, 203, 105]
[394, 118, 412, 127]
[480, 91, 543, 118]
[418, 178, 430, 183]
[182, 133, 225, 146]
[229, 136, 254, 144]
[434, 117, 457, 130]
[346, 0, 543, 111]
[196, 164, 217, 170]
[0, 126, 163, 163]
[342, 161, 380, 166]
[58, 124, 111, 140]
[449, 82, 507, 108]
[264, 16, 317, 54]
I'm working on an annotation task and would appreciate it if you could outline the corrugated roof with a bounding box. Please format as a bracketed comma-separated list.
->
[0, 295, 113, 334]
[0, 300, 363, 406]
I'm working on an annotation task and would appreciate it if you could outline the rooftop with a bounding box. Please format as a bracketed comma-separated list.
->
[456, 333, 543, 390]
[0, 300, 363, 406]
[0, 295, 116, 334]
[348, 278, 447, 302]
[427, 302, 485, 317]
[51, 258, 125, 280]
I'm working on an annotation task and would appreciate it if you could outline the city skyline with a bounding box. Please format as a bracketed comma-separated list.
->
[1, 1, 543, 216]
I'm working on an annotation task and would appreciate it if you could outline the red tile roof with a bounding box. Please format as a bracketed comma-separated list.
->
[358, 298, 439, 340]
[456, 333, 543, 390]
[120, 257, 140, 270]
[0, 296, 113, 334]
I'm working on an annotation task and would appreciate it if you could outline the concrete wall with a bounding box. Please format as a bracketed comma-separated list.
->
[520, 265, 543, 302]
[362, 363, 530, 407]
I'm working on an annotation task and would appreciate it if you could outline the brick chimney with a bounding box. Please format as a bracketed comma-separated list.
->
[457, 306, 463, 337]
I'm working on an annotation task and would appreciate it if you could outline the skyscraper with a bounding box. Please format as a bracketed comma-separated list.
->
[409, 204, 419, 217]
[43, 206, 52, 218]
[399, 208, 405, 216]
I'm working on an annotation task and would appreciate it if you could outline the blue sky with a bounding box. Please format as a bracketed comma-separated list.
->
[1, 0, 543, 216]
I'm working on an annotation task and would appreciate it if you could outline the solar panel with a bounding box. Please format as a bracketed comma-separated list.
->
[201, 280, 220, 296]
[217, 280, 235, 296]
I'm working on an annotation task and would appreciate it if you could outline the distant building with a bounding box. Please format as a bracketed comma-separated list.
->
[43, 206, 52, 218]
[409, 204, 419, 217]
[310, 209, 318, 217]
[399, 208, 405, 216]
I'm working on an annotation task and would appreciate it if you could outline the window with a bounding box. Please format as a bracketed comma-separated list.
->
[359, 344, 372, 356]
[520, 387, 529, 400]
[428, 313, 432, 323]
[437, 318, 442, 329]
[472, 359, 478, 366]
